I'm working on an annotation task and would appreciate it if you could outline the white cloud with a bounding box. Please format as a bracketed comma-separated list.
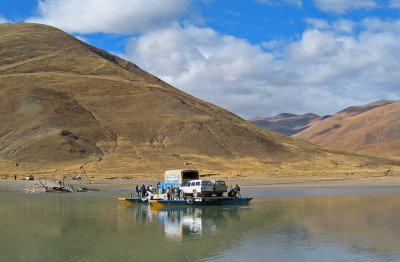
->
[362, 17, 400, 33]
[389, 0, 400, 8]
[313, 0, 378, 14]
[306, 18, 331, 30]
[256, 0, 302, 7]
[74, 35, 89, 43]
[124, 19, 400, 118]
[333, 19, 355, 33]
[289, 29, 341, 61]
[26, 0, 188, 34]
[261, 39, 287, 50]
[0, 14, 10, 23]
[307, 18, 355, 33]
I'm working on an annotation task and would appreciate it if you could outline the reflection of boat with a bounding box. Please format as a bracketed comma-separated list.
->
[149, 197, 253, 207]
[120, 203, 247, 241]
[151, 205, 243, 240]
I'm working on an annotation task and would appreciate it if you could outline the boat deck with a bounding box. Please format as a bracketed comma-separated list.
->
[190, 196, 236, 200]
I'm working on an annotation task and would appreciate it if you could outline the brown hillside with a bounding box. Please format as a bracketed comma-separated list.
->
[1, 23, 400, 178]
[295, 100, 400, 157]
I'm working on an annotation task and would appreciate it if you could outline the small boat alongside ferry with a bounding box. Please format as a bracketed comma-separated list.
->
[118, 197, 148, 204]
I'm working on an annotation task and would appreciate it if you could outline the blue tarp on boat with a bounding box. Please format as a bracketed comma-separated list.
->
[157, 183, 182, 190]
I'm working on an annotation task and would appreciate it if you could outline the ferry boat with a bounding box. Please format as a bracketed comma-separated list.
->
[149, 196, 253, 207]
[118, 169, 252, 207]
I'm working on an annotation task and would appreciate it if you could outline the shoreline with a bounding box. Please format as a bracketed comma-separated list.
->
[1, 175, 400, 193]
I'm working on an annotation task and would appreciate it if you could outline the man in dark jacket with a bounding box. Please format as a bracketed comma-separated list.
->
[234, 184, 241, 198]
[135, 185, 139, 197]
[140, 184, 146, 198]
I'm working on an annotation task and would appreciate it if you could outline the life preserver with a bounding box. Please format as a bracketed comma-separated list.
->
[187, 197, 193, 204]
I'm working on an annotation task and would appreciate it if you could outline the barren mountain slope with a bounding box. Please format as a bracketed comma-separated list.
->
[295, 100, 400, 156]
[1, 23, 399, 177]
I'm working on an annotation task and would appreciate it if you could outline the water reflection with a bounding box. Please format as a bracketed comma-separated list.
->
[122, 204, 245, 241]
[1, 192, 400, 261]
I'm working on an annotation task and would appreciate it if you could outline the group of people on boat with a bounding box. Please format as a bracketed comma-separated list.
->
[135, 184, 155, 198]
[166, 186, 181, 200]
[135, 183, 180, 200]
[227, 184, 241, 198]
[133, 182, 241, 200]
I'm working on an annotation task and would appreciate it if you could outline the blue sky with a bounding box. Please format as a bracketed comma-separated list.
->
[1, 0, 400, 118]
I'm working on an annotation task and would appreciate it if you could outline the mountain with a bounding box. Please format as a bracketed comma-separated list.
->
[294, 100, 400, 156]
[249, 113, 324, 135]
[1, 23, 399, 178]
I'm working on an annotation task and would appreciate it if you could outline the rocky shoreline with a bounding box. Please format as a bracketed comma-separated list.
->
[2, 176, 400, 193]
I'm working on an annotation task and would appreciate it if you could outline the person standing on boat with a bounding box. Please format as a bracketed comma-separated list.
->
[166, 186, 171, 200]
[234, 184, 241, 198]
[135, 185, 139, 197]
[172, 187, 176, 200]
[140, 184, 146, 198]
[228, 186, 234, 197]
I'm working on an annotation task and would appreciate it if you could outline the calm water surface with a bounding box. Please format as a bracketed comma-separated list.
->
[1, 188, 400, 262]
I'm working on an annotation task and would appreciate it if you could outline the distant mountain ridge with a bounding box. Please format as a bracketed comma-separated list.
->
[249, 113, 325, 135]
[294, 100, 400, 157]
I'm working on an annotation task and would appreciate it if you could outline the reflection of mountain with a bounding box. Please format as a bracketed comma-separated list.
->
[278, 196, 400, 255]
[249, 196, 400, 260]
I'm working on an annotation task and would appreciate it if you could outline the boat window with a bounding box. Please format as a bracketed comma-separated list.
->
[202, 180, 212, 186]
[195, 181, 200, 186]
[186, 182, 191, 186]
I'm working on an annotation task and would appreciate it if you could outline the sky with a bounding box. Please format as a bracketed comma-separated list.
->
[1, 0, 400, 119]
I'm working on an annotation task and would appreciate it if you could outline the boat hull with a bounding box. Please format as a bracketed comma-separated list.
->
[118, 198, 148, 204]
[149, 197, 253, 207]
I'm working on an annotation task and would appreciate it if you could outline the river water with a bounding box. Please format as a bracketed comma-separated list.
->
[1, 187, 400, 262]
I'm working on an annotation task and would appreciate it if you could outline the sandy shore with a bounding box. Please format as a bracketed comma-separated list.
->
[2, 175, 400, 193]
